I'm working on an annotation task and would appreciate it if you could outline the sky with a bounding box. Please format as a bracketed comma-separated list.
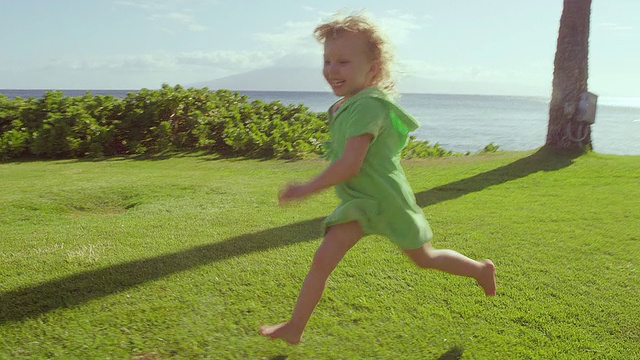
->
[1, 0, 639, 97]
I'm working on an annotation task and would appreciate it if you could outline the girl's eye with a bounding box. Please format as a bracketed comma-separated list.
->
[323, 60, 349, 67]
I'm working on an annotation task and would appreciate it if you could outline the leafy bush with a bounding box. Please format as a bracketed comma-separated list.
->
[401, 136, 470, 158]
[221, 100, 328, 159]
[0, 84, 477, 161]
[479, 142, 500, 153]
[0, 95, 29, 159]
[0, 125, 29, 160]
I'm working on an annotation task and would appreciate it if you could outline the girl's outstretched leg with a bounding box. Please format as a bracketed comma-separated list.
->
[259, 221, 363, 344]
[403, 243, 496, 296]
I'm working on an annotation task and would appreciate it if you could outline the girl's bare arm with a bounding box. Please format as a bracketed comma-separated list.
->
[279, 133, 373, 203]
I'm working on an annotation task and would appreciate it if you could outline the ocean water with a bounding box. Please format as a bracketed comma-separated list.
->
[241, 91, 640, 155]
[2, 89, 639, 155]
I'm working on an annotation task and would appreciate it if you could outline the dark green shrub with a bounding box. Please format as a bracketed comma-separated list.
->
[0, 95, 29, 159]
[0, 84, 470, 161]
[220, 100, 328, 159]
[402, 136, 469, 158]
[479, 142, 500, 153]
[0, 124, 29, 160]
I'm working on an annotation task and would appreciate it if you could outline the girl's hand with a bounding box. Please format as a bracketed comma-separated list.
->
[279, 182, 311, 205]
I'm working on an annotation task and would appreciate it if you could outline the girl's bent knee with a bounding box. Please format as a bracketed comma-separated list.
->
[310, 251, 336, 274]
[403, 246, 435, 269]
[413, 258, 434, 269]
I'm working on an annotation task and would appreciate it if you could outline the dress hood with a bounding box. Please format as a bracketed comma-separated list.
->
[333, 87, 420, 136]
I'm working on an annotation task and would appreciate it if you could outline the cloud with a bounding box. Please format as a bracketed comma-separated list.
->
[42, 51, 278, 74]
[175, 51, 276, 70]
[116, 0, 218, 11]
[378, 11, 424, 45]
[149, 12, 208, 32]
[251, 10, 426, 63]
[397, 59, 549, 87]
[45, 54, 174, 72]
[117, 0, 209, 32]
[115, 0, 167, 11]
[598, 22, 638, 38]
[248, 9, 432, 75]
[396, 60, 454, 79]
[270, 51, 321, 69]
[254, 19, 319, 53]
[600, 22, 633, 32]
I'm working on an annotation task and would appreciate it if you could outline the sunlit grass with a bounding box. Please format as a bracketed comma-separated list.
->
[0, 150, 638, 359]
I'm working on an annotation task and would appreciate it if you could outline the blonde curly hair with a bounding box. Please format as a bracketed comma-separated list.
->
[313, 13, 395, 92]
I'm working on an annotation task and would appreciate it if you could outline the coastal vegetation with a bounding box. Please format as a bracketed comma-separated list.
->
[0, 84, 477, 162]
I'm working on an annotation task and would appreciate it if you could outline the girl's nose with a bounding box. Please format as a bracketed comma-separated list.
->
[326, 63, 338, 74]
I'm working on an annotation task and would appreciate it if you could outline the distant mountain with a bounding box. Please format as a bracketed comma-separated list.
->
[189, 67, 330, 92]
[189, 66, 548, 96]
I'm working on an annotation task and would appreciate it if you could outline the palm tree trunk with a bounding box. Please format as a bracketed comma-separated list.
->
[546, 0, 593, 151]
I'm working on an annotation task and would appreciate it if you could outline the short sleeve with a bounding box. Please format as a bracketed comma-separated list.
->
[345, 98, 388, 139]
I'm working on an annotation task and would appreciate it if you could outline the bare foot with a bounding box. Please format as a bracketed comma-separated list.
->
[259, 322, 302, 345]
[477, 259, 496, 296]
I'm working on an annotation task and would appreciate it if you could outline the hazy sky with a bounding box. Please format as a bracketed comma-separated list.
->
[1, 0, 638, 96]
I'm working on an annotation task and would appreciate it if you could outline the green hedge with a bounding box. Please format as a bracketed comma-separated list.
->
[0, 84, 471, 161]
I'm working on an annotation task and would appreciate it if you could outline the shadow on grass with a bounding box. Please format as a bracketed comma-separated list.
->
[45, 150, 222, 164]
[414, 147, 579, 207]
[0, 218, 324, 324]
[437, 346, 464, 360]
[0, 147, 578, 324]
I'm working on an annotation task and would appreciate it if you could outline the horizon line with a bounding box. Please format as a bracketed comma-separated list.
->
[3, 88, 640, 103]
[0, 87, 554, 99]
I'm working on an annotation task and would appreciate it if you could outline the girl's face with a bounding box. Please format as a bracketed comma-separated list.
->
[323, 32, 379, 99]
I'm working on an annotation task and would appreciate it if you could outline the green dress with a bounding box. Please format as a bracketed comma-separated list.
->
[323, 87, 433, 250]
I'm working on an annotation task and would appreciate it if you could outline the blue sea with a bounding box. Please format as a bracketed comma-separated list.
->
[2, 89, 639, 155]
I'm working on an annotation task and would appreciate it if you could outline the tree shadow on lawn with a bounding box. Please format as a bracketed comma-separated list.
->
[0, 217, 324, 324]
[437, 346, 464, 360]
[414, 147, 579, 206]
[0, 147, 579, 324]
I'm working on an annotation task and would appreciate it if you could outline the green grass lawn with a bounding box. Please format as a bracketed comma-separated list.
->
[1, 150, 638, 359]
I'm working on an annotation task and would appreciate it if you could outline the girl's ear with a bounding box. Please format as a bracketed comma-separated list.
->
[368, 60, 381, 81]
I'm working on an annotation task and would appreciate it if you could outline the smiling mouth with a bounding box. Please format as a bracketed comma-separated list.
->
[330, 80, 345, 87]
